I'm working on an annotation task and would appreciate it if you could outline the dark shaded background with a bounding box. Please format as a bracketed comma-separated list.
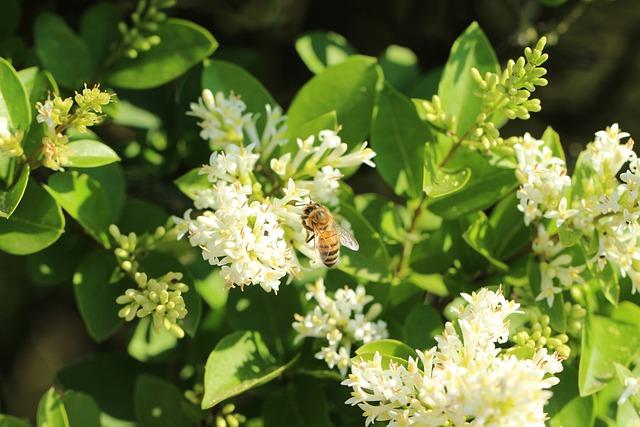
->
[1, 0, 639, 419]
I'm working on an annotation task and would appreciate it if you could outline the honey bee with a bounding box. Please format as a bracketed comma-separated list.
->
[301, 201, 359, 267]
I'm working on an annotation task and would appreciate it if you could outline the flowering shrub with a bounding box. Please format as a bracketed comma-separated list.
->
[1, 2, 640, 427]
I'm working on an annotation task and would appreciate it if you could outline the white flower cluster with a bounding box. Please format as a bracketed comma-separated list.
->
[0, 116, 23, 157]
[514, 133, 572, 226]
[116, 271, 189, 338]
[177, 90, 376, 293]
[292, 278, 388, 376]
[342, 288, 563, 427]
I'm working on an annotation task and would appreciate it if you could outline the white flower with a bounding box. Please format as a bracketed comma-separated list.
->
[618, 376, 640, 405]
[270, 152, 291, 176]
[35, 99, 56, 128]
[293, 279, 387, 376]
[586, 123, 635, 177]
[188, 90, 252, 148]
[544, 197, 578, 227]
[342, 288, 563, 427]
[297, 165, 343, 205]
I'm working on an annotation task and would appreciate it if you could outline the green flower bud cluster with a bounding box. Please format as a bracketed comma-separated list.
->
[563, 301, 586, 337]
[214, 404, 247, 427]
[116, 271, 189, 338]
[117, 0, 175, 59]
[511, 313, 571, 359]
[415, 95, 457, 133]
[35, 84, 114, 170]
[0, 117, 24, 158]
[109, 224, 167, 274]
[469, 37, 548, 150]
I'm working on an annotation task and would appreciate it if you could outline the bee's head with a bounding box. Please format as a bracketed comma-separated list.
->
[303, 202, 321, 216]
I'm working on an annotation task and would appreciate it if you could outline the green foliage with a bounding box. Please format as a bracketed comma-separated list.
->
[295, 31, 356, 74]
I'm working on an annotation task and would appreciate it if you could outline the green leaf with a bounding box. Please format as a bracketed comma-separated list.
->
[542, 126, 566, 163]
[37, 388, 69, 427]
[558, 225, 582, 247]
[408, 67, 442, 100]
[0, 414, 30, 427]
[34, 13, 94, 89]
[423, 143, 471, 198]
[46, 164, 125, 247]
[226, 283, 302, 355]
[585, 254, 620, 306]
[57, 353, 152, 423]
[337, 202, 391, 282]
[110, 100, 161, 130]
[371, 84, 432, 199]
[128, 316, 178, 362]
[61, 391, 101, 427]
[428, 149, 518, 219]
[27, 232, 89, 285]
[402, 304, 442, 350]
[287, 56, 382, 145]
[174, 168, 208, 200]
[202, 330, 296, 409]
[379, 45, 419, 91]
[118, 199, 167, 235]
[202, 59, 277, 116]
[0, 162, 29, 218]
[0, 179, 65, 255]
[284, 111, 338, 147]
[106, 19, 217, 89]
[63, 139, 120, 168]
[80, 2, 121, 68]
[134, 375, 197, 427]
[262, 378, 334, 427]
[487, 191, 531, 259]
[355, 339, 417, 367]
[73, 252, 126, 342]
[0, 57, 31, 132]
[548, 365, 595, 427]
[462, 212, 508, 271]
[579, 314, 640, 396]
[295, 31, 356, 74]
[437, 22, 499, 135]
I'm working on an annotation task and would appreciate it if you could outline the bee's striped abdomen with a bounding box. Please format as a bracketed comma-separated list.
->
[318, 230, 340, 267]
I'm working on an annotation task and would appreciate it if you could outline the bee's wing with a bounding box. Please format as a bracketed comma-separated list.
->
[334, 222, 359, 251]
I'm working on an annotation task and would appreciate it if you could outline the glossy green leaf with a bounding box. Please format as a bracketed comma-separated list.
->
[488, 191, 531, 259]
[542, 126, 566, 163]
[118, 199, 167, 235]
[46, 164, 125, 247]
[579, 314, 640, 396]
[201, 59, 277, 117]
[372, 84, 432, 199]
[423, 142, 471, 198]
[408, 67, 442, 100]
[34, 13, 94, 89]
[61, 391, 101, 427]
[284, 110, 338, 148]
[174, 168, 208, 200]
[63, 139, 121, 168]
[0, 162, 29, 218]
[106, 19, 217, 89]
[80, 2, 121, 68]
[355, 339, 417, 367]
[37, 388, 69, 427]
[287, 56, 382, 145]
[337, 202, 391, 282]
[548, 365, 595, 427]
[295, 31, 356, 74]
[134, 375, 196, 427]
[57, 353, 151, 423]
[438, 22, 499, 135]
[27, 232, 88, 286]
[202, 330, 295, 409]
[379, 45, 419, 91]
[262, 378, 334, 427]
[128, 316, 178, 362]
[0, 179, 65, 255]
[428, 150, 518, 219]
[73, 252, 126, 342]
[0, 414, 30, 427]
[403, 304, 442, 350]
[0, 57, 31, 132]
[463, 212, 508, 271]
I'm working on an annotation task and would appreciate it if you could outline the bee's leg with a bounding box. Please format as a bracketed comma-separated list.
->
[305, 231, 314, 244]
